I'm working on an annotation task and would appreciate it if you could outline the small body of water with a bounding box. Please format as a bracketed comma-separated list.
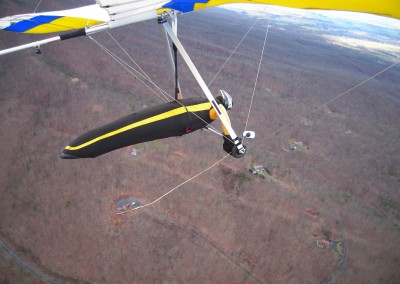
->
[113, 198, 142, 213]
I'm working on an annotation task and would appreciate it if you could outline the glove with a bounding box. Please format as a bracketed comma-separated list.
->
[223, 135, 246, 158]
[223, 135, 234, 154]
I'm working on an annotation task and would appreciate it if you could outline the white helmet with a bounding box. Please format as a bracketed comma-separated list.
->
[217, 90, 233, 111]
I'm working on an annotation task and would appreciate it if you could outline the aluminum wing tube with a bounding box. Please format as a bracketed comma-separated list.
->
[162, 21, 245, 153]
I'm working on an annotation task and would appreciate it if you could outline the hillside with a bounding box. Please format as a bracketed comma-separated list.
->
[1, 1, 400, 283]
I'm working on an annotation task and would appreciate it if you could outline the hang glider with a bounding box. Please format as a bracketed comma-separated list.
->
[0, 0, 398, 159]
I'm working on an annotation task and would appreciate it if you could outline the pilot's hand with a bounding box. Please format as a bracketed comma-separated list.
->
[223, 135, 246, 158]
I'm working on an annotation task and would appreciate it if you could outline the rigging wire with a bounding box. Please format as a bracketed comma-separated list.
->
[33, 0, 42, 14]
[114, 14, 275, 212]
[88, 14, 269, 140]
[243, 17, 271, 135]
[207, 10, 269, 87]
[119, 16, 265, 212]
[106, 31, 171, 101]
[207, 19, 259, 87]
[127, 59, 400, 213]
[257, 59, 400, 143]
[123, 153, 231, 213]
[99, 13, 400, 212]
[89, 35, 170, 103]
[89, 33, 223, 134]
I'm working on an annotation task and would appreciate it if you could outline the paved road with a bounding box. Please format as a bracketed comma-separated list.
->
[0, 239, 65, 284]
[322, 217, 349, 284]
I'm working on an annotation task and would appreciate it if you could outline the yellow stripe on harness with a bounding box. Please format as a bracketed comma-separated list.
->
[65, 102, 212, 151]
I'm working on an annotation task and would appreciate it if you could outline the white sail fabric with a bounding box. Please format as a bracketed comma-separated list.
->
[94, 0, 169, 27]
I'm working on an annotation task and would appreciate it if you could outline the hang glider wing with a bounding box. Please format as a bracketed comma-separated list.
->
[1, 0, 399, 35]
[0, 1, 170, 34]
[179, 0, 400, 20]
[0, 5, 109, 34]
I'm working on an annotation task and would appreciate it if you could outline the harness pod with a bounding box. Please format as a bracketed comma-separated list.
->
[61, 98, 214, 159]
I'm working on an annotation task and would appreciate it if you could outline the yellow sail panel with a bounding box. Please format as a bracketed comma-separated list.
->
[24, 17, 105, 34]
[193, 0, 400, 20]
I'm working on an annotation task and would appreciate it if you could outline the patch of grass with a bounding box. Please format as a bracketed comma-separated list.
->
[380, 197, 397, 210]
[40, 56, 75, 78]
[243, 271, 251, 280]
[221, 167, 233, 175]
[66, 200, 72, 209]
[221, 167, 251, 193]
[93, 81, 132, 96]
[367, 207, 387, 219]
[149, 140, 169, 155]
[342, 193, 352, 202]
[26, 156, 33, 171]
[321, 226, 332, 240]
[387, 165, 398, 177]
[231, 172, 251, 189]
[236, 172, 249, 183]
[340, 187, 355, 202]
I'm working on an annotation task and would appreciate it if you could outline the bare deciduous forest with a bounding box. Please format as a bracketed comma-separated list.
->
[1, 0, 399, 283]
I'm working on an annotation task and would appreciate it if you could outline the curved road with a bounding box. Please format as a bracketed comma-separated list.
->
[0, 239, 65, 284]
[323, 217, 349, 284]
